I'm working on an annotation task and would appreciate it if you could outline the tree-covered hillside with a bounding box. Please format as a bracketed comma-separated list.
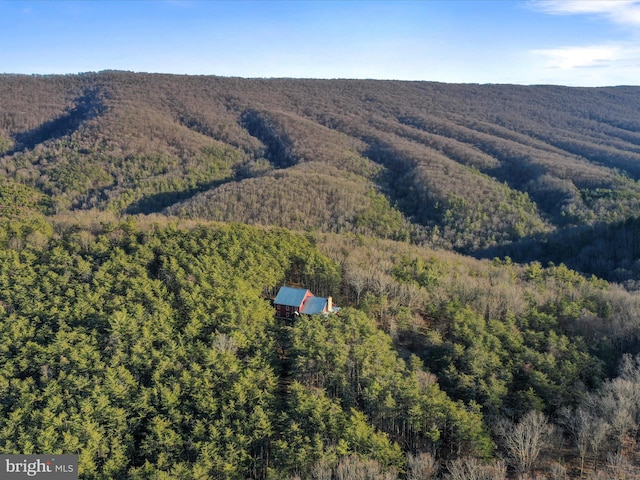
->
[0, 210, 491, 478]
[2, 73, 640, 478]
[2, 72, 640, 270]
[2, 208, 640, 479]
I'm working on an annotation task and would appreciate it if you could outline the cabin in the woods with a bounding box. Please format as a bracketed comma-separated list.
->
[273, 286, 338, 319]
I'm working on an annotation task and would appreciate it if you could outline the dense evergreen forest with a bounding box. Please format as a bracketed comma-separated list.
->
[2, 72, 640, 478]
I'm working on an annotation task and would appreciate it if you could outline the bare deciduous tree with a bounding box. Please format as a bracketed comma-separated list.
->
[547, 461, 567, 480]
[344, 261, 369, 306]
[588, 355, 640, 454]
[406, 452, 437, 480]
[585, 451, 640, 480]
[446, 457, 506, 480]
[334, 456, 397, 480]
[496, 410, 553, 474]
[310, 457, 332, 480]
[559, 405, 609, 478]
[588, 415, 611, 472]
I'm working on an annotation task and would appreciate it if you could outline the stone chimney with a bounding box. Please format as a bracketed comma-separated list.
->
[326, 296, 333, 313]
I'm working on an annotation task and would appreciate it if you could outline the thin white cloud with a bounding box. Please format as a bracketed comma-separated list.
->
[532, 0, 640, 25]
[532, 44, 623, 69]
[528, 1, 640, 84]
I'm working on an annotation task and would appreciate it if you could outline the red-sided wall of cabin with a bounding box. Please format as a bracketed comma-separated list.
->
[275, 291, 314, 318]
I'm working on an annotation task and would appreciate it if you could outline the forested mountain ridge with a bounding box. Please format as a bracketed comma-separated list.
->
[3, 72, 640, 478]
[2, 72, 640, 279]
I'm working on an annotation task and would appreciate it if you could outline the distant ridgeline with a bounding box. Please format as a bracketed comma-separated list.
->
[1, 72, 640, 280]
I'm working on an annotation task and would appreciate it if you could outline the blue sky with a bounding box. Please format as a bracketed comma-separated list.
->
[1, 0, 639, 86]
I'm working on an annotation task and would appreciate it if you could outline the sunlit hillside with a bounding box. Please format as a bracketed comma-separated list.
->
[2, 72, 640, 274]
[2, 72, 640, 478]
